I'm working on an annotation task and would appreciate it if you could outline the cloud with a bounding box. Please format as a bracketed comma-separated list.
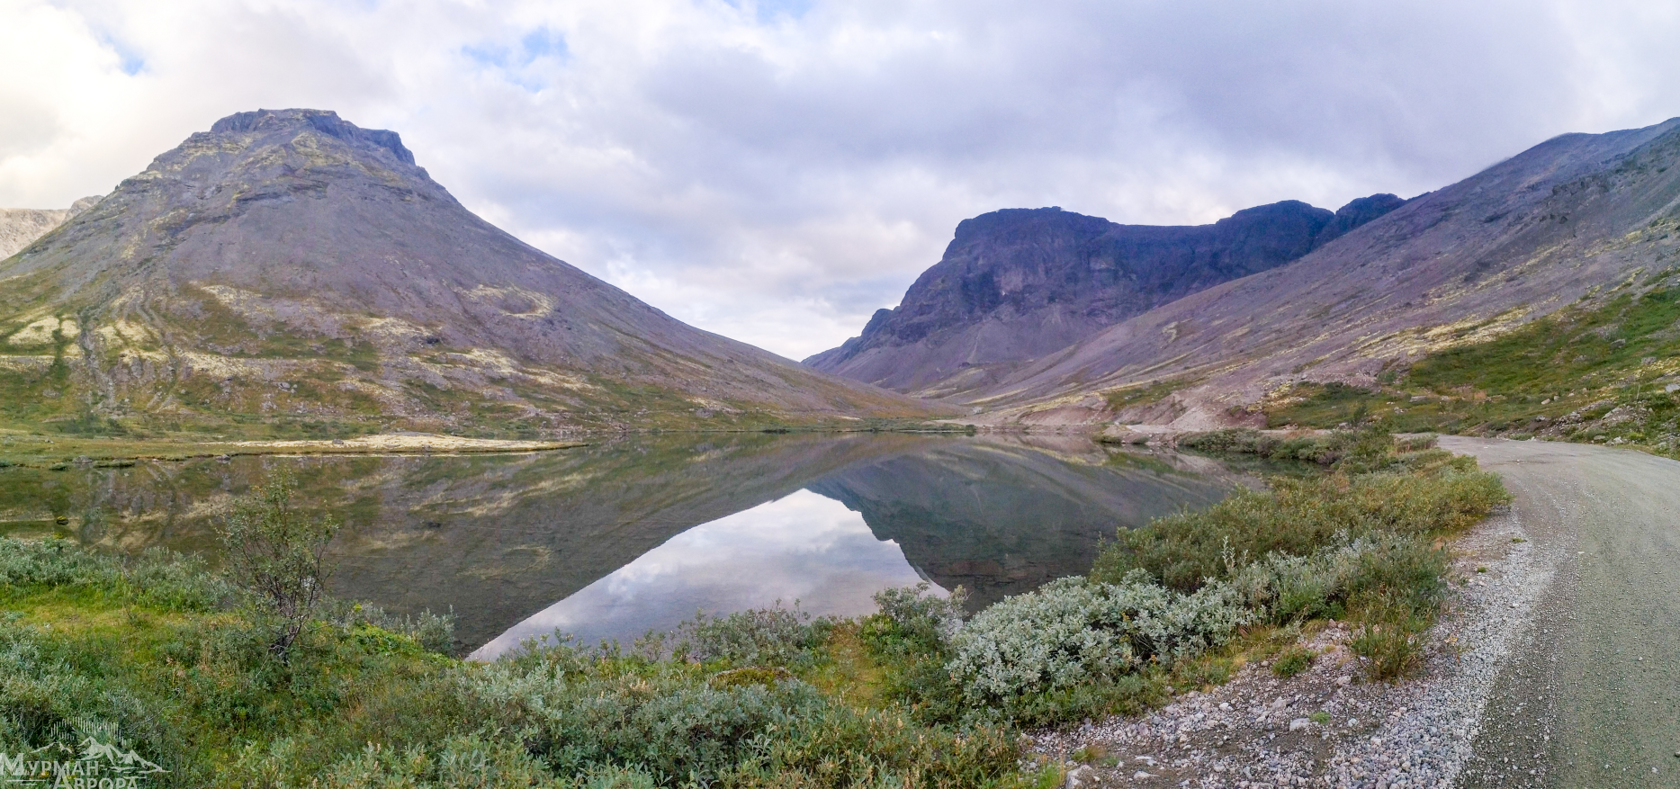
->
[2, 0, 1679, 359]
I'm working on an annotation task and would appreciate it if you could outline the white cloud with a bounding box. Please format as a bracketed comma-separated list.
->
[3, 0, 1679, 359]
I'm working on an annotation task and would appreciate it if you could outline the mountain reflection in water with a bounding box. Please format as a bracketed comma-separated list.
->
[9, 433, 1242, 656]
[463, 434, 1241, 657]
[471, 490, 932, 659]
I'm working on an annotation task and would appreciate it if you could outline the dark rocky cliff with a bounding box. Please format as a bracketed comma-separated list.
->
[805, 195, 1401, 395]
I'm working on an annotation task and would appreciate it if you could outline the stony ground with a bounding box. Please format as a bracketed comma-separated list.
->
[1033, 499, 1547, 788]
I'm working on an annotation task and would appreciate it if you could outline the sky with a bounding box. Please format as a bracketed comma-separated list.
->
[3, 0, 1680, 360]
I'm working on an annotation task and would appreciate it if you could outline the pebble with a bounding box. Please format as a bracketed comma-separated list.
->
[1064, 765, 1096, 788]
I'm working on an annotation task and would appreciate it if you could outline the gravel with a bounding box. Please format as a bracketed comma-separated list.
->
[1032, 501, 1551, 787]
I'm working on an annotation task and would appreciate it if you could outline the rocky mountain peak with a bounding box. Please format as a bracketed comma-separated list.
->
[0, 109, 933, 434]
[806, 194, 1404, 396]
[208, 108, 416, 166]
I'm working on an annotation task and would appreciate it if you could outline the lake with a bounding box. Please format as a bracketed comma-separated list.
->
[0, 432, 1245, 657]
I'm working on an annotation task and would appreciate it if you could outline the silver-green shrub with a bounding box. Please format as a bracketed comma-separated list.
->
[1229, 532, 1447, 623]
[946, 575, 1252, 704]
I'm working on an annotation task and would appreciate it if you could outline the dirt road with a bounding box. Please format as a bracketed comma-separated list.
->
[1440, 437, 1680, 788]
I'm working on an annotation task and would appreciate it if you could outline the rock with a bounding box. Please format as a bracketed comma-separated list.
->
[1098, 424, 1150, 445]
[1064, 765, 1097, 788]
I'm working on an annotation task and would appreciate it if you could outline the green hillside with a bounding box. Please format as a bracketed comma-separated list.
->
[1265, 268, 1680, 456]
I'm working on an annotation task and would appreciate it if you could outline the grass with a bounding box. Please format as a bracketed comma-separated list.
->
[1103, 378, 1195, 412]
[1271, 646, 1314, 679]
[1263, 274, 1680, 458]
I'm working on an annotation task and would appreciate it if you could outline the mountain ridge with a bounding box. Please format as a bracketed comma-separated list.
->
[965, 117, 1680, 428]
[0, 196, 101, 259]
[0, 108, 942, 436]
[805, 194, 1402, 398]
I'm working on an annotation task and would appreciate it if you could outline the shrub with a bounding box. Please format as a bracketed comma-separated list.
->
[1224, 533, 1450, 626]
[0, 625, 173, 764]
[218, 473, 340, 661]
[0, 537, 226, 612]
[1271, 646, 1313, 678]
[308, 735, 566, 789]
[326, 601, 458, 655]
[668, 603, 830, 669]
[1351, 621, 1425, 682]
[946, 576, 1251, 715]
[1092, 464, 1505, 593]
[860, 582, 967, 659]
[464, 642, 1021, 787]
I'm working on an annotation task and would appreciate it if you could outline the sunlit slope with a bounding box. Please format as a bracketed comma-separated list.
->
[0, 109, 941, 437]
[967, 117, 1680, 426]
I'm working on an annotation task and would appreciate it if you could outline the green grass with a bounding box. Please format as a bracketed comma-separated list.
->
[1103, 377, 1197, 412]
[1271, 646, 1314, 678]
[1264, 275, 1680, 456]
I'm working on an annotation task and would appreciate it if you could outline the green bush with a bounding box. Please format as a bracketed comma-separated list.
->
[1224, 533, 1450, 626]
[860, 582, 967, 659]
[946, 576, 1251, 715]
[1350, 611, 1427, 682]
[1271, 646, 1313, 678]
[464, 642, 1021, 787]
[217, 473, 340, 661]
[326, 601, 458, 655]
[0, 625, 169, 758]
[0, 537, 227, 612]
[668, 603, 830, 669]
[1092, 463, 1505, 593]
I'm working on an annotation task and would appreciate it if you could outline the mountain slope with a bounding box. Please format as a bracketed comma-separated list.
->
[0, 109, 941, 435]
[0, 197, 101, 259]
[969, 117, 1680, 427]
[805, 196, 1402, 398]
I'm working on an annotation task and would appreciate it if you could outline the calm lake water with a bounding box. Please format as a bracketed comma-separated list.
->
[0, 433, 1245, 657]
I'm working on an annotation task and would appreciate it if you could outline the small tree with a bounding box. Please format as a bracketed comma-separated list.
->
[218, 472, 339, 661]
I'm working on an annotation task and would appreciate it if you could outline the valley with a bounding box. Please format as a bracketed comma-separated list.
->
[6, 106, 1680, 788]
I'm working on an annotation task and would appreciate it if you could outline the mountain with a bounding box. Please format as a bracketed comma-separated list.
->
[804, 195, 1402, 397]
[963, 117, 1680, 428]
[0, 196, 101, 258]
[0, 109, 939, 435]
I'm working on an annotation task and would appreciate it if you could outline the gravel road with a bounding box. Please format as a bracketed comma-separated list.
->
[1442, 437, 1680, 788]
[1034, 437, 1680, 787]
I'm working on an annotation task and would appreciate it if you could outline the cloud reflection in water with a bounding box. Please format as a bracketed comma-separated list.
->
[471, 489, 936, 659]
